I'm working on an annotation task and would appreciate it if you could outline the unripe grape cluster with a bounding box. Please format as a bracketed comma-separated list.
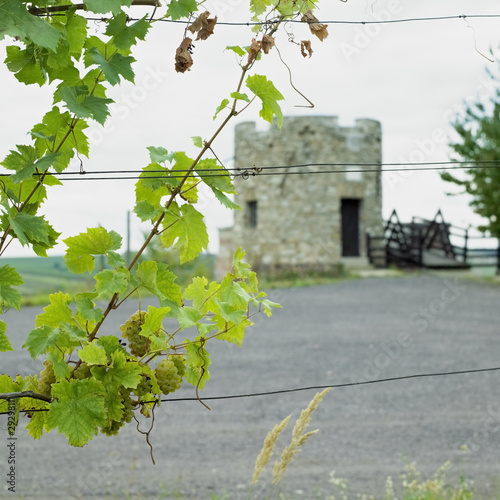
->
[101, 388, 135, 436]
[73, 362, 91, 380]
[133, 375, 153, 397]
[120, 310, 150, 357]
[155, 355, 186, 395]
[38, 360, 56, 397]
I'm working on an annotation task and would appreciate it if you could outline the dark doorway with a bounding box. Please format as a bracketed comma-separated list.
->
[341, 199, 361, 256]
[246, 200, 257, 228]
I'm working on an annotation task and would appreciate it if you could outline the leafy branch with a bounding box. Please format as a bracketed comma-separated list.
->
[0, 0, 324, 450]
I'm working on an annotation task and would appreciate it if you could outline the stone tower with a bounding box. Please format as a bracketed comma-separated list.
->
[216, 115, 383, 277]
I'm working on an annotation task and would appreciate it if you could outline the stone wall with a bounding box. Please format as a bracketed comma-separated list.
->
[215, 116, 383, 278]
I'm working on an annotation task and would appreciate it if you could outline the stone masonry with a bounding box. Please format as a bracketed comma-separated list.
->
[215, 116, 383, 277]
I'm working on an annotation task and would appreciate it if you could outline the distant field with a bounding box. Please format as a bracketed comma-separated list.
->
[0, 256, 95, 304]
[0, 253, 216, 305]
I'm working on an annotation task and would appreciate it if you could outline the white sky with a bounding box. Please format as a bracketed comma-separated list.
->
[1, 0, 499, 257]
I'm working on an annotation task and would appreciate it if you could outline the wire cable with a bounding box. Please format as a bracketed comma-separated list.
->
[1, 161, 498, 182]
[1, 366, 499, 415]
[78, 14, 500, 27]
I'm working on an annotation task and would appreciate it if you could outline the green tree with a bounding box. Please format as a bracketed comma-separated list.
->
[442, 66, 500, 237]
[0, 0, 325, 450]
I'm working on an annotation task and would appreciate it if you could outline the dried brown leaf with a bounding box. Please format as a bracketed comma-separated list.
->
[301, 8, 328, 41]
[175, 37, 193, 73]
[197, 16, 217, 40]
[261, 34, 275, 54]
[188, 11, 217, 41]
[247, 38, 261, 65]
[300, 40, 313, 58]
[188, 11, 210, 33]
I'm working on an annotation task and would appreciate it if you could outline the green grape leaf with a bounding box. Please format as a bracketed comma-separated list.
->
[84, 47, 135, 86]
[60, 322, 88, 343]
[58, 85, 114, 125]
[107, 251, 127, 269]
[95, 268, 129, 299]
[134, 200, 162, 222]
[160, 203, 208, 264]
[213, 98, 229, 120]
[212, 187, 241, 210]
[0, 374, 17, 393]
[47, 350, 71, 380]
[231, 281, 259, 308]
[167, 0, 198, 20]
[32, 221, 61, 258]
[0, 0, 62, 50]
[64, 227, 122, 274]
[140, 305, 170, 338]
[275, 0, 298, 16]
[230, 91, 250, 102]
[4, 45, 45, 86]
[171, 152, 198, 202]
[46, 378, 107, 447]
[183, 276, 209, 309]
[35, 292, 73, 328]
[65, 11, 88, 57]
[84, 0, 133, 15]
[213, 312, 251, 346]
[133, 260, 160, 294]
[22, 325, 59, 359]
[31, 107, 90, 172]
[78, 341, 108, 366]
[135, 164, 177, 213]
[97, 336, 127, 359]
[185, 338, 211, 390]
[148, 331, 171, 354]
[147, 146, 172, 164]
[12, 153, 60, 184]
[0, 265, 24, 311]
[196, 158, 235, 193]
[216, 301, 248, 325]
[91, 350, 142, 389]
[260, 297, 282, 316]
[2, 144, 36, 172]
[233, 247, 252, 278]
[105, 12, 150, 50]
[0, 321, 13, 352]
[2, 145, 60, 184]
[191, 136, 203, 148]
[156, 263, 183, 309]
[7, 210, 53, 247]
[246, 74, 284, 128]
[132, 260, 180, 312]
[102, 388, 124, 422]
[177, 306, 204, 330]
[226, 45, 246, 57]
[26, 399, 48, 440]
[250, 0, 273, 16]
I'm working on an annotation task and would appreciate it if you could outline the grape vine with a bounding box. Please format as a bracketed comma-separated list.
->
[0, 0, 328, 450]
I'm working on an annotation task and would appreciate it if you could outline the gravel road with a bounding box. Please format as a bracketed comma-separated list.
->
[1, 272, 500, 499]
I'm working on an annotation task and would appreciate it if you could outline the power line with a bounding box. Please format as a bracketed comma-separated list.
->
[1, 366, 499, 415]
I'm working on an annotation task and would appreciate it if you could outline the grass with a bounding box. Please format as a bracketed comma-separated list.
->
[1, 255, 94, 306]
[258, 264, 359, 290]
[1, 252, 216, 306]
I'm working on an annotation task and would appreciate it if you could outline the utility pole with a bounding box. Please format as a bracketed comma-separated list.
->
[126, 211, 131, 266]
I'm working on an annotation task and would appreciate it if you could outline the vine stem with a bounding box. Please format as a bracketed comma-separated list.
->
[28, 1, 160, 15]
[0, 391, 52, 403]
[82, 15, 286, 348]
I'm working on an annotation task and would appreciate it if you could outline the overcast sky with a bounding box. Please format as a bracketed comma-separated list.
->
[1, 0, 499, 257]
